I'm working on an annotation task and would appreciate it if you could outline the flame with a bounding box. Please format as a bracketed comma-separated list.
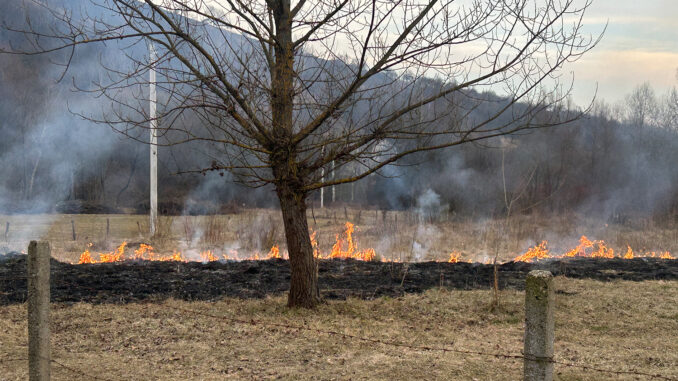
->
[99, 242, 127, 262]
[74, 222, 673, 265]
[168, 251, 184, 261]
[200, 250, 219, 262]
[325, 222, 375, 261]
[591, 241, 614, 259]
[660, 251, 675, 259]
[78, 243, 94, 264]
[514, 236, 673, 262]
[75, 221, 377, 265]
[513, 241, 550, 262]
[310, 230, 320, 258]
[134, 244, 154, 260]
[77, 241, 187, 263]
[267, 245, 281, 259]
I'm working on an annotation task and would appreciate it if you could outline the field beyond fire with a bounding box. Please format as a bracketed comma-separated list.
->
[2, 209, 678, 265]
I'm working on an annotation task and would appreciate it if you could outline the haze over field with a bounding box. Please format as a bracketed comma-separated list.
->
[0, 0, 676, 224]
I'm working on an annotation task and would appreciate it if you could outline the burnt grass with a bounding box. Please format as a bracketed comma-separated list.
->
[1, 253, 677, 305]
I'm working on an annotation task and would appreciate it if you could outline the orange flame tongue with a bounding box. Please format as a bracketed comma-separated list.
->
[660, 251, 675, 259]
[78, 244, 94, 264]
[76, 221, 380, 264]
[513, 241, 550, 262]
[448, 251, 462, 263]
[98, 242, 127, 263]
[513, 236, 673, 262]
[267, 245, 281, 259]
[134, 244, 154, 260]
[327, 222, 375, 261]
[200, 250, 218, 262]
[310, 231, 320, 258]
[77, 242, 189, 263]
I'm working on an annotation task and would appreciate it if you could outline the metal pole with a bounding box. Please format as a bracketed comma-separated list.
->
[149, 41, 158, 236]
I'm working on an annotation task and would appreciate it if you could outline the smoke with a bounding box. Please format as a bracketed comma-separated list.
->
[415, 189, 449, 223]
[2, 0, 677, 262]
[410, 224, 442, 262]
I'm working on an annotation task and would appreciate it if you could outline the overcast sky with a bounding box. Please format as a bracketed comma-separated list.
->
[568, 0, 678, 106]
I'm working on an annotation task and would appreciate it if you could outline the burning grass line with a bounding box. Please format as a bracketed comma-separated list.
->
[137, 304, 677, 381]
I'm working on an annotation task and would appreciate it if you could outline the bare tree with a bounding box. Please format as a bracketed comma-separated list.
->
[5, 0, 599, 307]
[624, 82, 659, 129]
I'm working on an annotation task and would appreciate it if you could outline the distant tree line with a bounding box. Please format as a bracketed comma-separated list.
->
[2, 46, 676, 223]
[1, 1, 676, 223]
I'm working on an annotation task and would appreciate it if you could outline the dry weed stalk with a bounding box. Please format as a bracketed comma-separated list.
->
[182, 216, 196, 244]
[201, 214, 227, 248]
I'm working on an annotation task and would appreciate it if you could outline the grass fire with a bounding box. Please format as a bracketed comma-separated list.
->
[74, 221, 676, 265]
[1, 0, 678, 379]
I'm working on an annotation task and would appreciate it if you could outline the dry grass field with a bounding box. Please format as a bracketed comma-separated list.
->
[1, 210, 677, 379]
[1, 277, 677, 380]
[1, 208, 677, 263]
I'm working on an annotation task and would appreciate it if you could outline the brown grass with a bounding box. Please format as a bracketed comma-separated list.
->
[0, 277, 676, 380]
[1, 209, 677, 264]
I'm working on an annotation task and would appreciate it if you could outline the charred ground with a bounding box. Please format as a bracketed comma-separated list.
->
[1, 254, 677, 305]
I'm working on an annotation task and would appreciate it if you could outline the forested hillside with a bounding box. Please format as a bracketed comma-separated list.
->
[1, 0, 676, 222]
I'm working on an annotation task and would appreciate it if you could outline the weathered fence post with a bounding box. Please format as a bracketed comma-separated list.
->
[524, 270, 554, 381]
[28, 241, 50, 381]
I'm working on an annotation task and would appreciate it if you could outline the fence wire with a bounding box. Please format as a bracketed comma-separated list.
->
[1, 271, 677, 380]
[157, 304, 678, 381]
[0, 356, 117, 381]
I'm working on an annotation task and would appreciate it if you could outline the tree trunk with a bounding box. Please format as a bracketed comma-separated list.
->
[276, 184, 320, 308]
[269, 0, 318, 307]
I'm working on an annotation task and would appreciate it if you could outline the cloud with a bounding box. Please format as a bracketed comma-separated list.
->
[570, 49, 678, 106]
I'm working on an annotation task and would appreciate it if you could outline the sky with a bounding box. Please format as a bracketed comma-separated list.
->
[568, 0, 678, 107]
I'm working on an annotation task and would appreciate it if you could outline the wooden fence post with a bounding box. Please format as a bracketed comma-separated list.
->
[28, 241, 50, 381]
[524, 270, 554, 381]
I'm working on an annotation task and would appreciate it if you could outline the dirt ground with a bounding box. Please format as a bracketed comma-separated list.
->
[1, 277, 676, 380]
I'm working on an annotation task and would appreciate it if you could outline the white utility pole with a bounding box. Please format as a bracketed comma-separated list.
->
[320, 146, 325, 209]
[331, 160, 335, 203]
[149, 42, 158, 236]
[320, 167, 325, 209]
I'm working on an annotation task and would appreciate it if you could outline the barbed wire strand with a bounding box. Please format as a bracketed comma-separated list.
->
[2, 271, 677, 380]
[0, 356, 118, 381]
[160, 304, 677, 381]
